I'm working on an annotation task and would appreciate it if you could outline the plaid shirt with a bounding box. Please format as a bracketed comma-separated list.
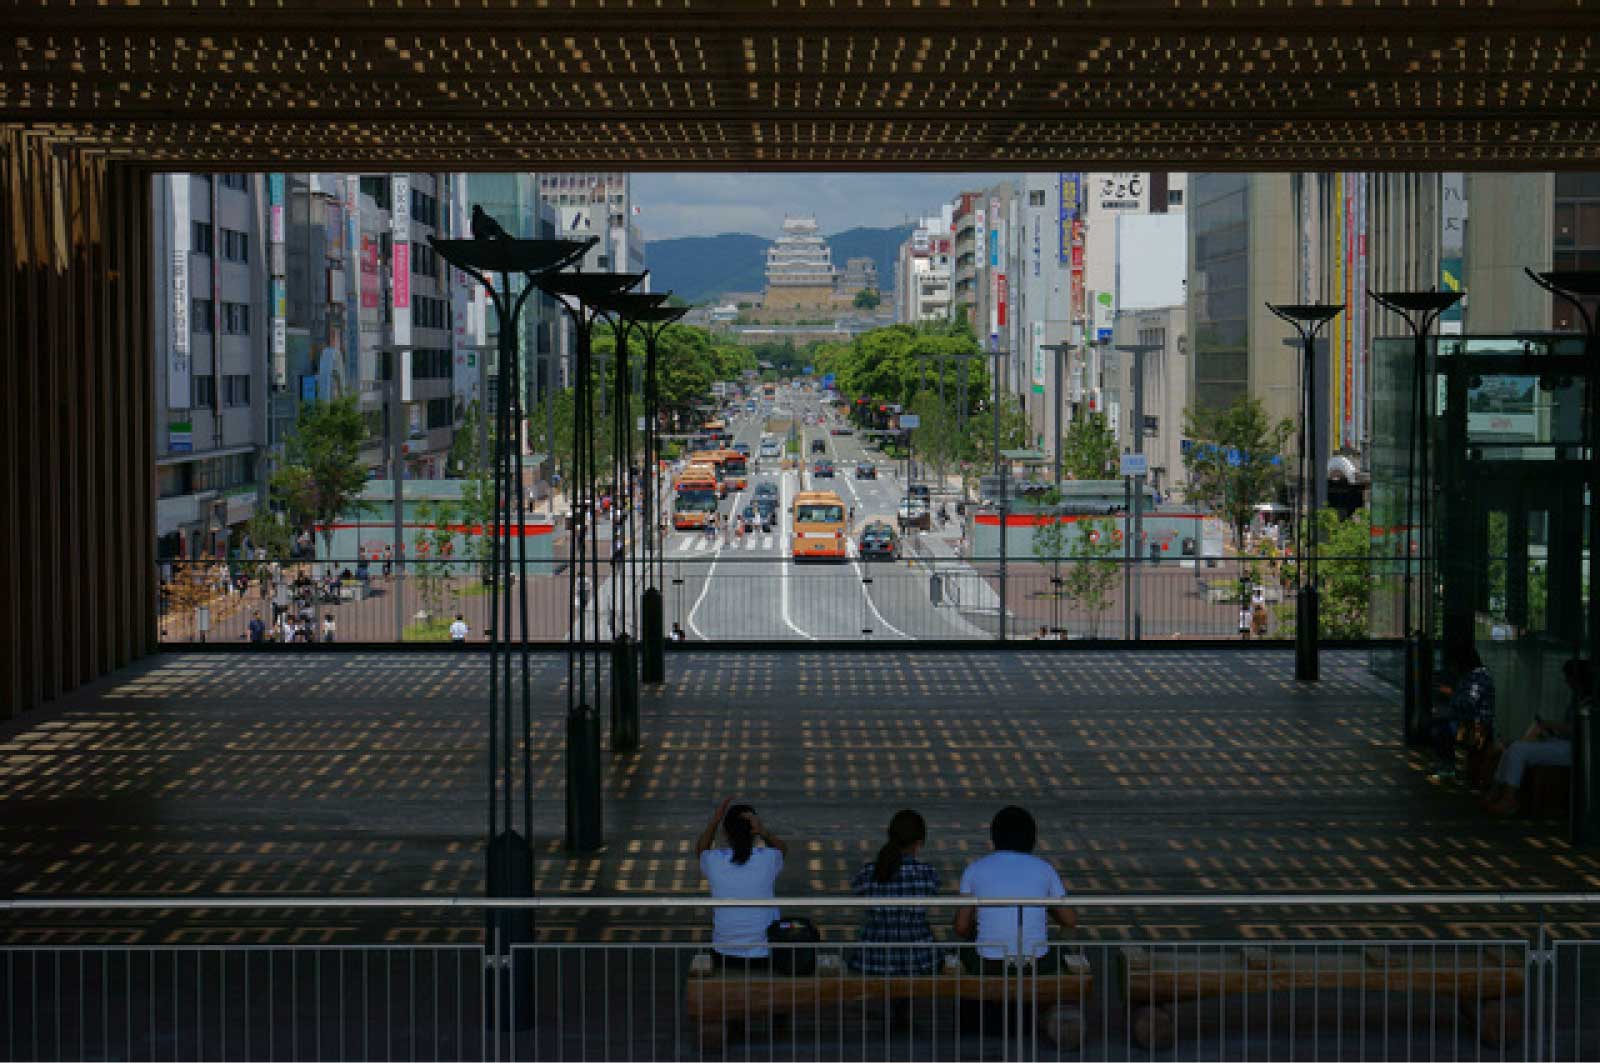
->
[848, 857, 942, 974]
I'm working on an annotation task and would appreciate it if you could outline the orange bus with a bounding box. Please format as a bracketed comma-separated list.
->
[686, 449, 749, 495]
[672, 465, 720, 529]
[791, 490, 848, 562]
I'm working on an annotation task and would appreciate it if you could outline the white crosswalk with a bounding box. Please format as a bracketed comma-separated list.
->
[671, 533, 778, 554]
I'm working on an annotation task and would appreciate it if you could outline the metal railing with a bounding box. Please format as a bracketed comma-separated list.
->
[156, 555, 1397, 645]
[2, 893, 1595, 1061]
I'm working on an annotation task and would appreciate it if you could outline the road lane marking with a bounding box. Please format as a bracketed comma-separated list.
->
[778, 468, 814, 640]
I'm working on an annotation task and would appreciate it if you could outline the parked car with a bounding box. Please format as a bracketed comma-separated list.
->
[858, 521, 899, 560]
[854, 462, 877, 480]
[812, 459, 836, 478]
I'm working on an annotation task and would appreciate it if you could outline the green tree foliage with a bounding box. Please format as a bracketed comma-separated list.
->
[1180, 396, 1292, 547]
[853, 288, 881, 310]
[411, 498, 461, 623]
[270, 396, 373, 555]
[909, 389, 966, 488]
[1060, 413, 1119, 481]
[1279, 507, 1373, 638]
[1064, 516, 1121, 637]
[815, 321, 989, 415]
[1031, 490, 1067, 564]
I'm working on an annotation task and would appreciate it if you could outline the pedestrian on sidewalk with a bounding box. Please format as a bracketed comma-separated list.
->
[449, 614, 469, 645]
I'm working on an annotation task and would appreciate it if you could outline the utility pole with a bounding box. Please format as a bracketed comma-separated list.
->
[378, 344, 419, 642]
[1116, 341, 1163, 641]
[1041, 343, 1071, 489]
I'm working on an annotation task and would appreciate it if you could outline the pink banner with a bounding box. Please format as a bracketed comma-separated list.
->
[360, 237, 379, 309]
[393, 241, 411, 309]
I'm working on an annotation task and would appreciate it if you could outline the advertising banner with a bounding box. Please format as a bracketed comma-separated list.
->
[996, 273, 1008, 328]
[450, 174, 476, 402]
[974, 208, 986, 263]
[1058, 173, 1081, 263]
[1096, 172, 1145, 212]
[1440, 173, 1466, 330]
[391, 174, 411, 348]
[343, 175, 361, 391]
[167, 176, 192, 411]
[360, 236, 379, 309]
[989, 196, 1001, 268]
[1031, 321, 1046, 395]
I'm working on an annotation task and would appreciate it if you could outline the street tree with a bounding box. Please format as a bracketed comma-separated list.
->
[410, 497, 461, 629]
[1063, 516, 1121, 638]
[909, 389, 965, 490]
[1180, 396, 1292, 548]
[853, 288, 881, 310]
[1060, 413, 1119, 481]
[1278, 507, 1373, 638]
[269, 395, 373, 558]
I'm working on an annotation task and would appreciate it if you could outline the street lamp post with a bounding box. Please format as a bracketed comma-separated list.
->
[1267, 302, 1345, 682]
[1524, 268, 1600, 846]
[1116, 341, 1164, 641]
[373, 344, 421, 645]
[427, 226, 594, 953]
[537, 268, 647, 853]
[1366, 290, 1462, 746]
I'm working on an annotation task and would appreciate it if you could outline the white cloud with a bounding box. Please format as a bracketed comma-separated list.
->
[632, 172, 1007, 240]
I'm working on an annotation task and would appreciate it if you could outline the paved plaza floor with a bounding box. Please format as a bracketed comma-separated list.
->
[2, 648, 1597, 946]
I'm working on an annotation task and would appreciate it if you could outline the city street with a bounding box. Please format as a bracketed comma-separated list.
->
[660, 388, 989, 641]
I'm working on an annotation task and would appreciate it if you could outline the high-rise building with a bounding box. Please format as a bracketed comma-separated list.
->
[762, 216, 838, 310]
[537, 172, 647, 281]
[152, 173, 271, 561]
[894, 210, 954, 324]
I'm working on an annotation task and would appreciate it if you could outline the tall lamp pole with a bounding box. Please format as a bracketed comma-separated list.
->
[1116, 341, 1164, 641]
[1267, 302, 1345, 682]
[1040, 342, 1072, 489]
[1524, 268, 1600, 846]
[428, 227, 594, 958]
[1366, 290, 1461, 746]
[374, 343, 419, 644]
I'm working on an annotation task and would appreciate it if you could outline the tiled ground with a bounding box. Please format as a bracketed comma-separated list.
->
[2, 649, 1596, 945]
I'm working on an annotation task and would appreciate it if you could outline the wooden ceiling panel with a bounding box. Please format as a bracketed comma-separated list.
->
[4, 1, 1598, 170]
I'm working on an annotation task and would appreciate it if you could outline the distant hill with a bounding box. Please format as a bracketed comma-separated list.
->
[646, 224, 914, 305]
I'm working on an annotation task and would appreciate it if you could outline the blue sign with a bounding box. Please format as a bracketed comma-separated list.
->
[301, 375, 318, 402]
[804, 365, 815, 375]
[1096, 327, 1112, 343]
[821, 373, 836, 388]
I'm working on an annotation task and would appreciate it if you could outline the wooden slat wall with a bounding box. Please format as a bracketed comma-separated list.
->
[0, 129, 155, 720]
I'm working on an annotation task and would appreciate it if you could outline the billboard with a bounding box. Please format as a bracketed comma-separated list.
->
[1440, 172, 1466, 330]
[1030, 321, 1046, 395]
[1096, 172, 1146, 212]
[391, 174, 411, 348]
[1058, 173, 1081, 263]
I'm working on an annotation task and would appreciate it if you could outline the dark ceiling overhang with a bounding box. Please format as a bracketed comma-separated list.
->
[5, 1, 1598, 171]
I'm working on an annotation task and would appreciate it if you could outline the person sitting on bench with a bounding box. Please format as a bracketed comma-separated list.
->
[1431, 644, 1496, 780]
[1483, 657, 1592, 817]
[953, 806, 1076, 974]
[696, 797, 789, 970]
[850, 809, 942, 975]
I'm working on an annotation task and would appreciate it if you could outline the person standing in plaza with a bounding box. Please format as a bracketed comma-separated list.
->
[449, 614, 469, 645]
[247, 611, 266, 643]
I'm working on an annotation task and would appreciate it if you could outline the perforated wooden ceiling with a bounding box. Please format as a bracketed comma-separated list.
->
[5, 0, 1599, 171]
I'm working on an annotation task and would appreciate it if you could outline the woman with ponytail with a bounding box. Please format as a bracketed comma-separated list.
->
[849, 809, 941, 974]
[695, 796, 789, 969]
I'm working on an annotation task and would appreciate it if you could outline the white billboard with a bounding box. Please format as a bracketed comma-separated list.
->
[167, 176, 191, 410]
[1114, 214, 1186, 311]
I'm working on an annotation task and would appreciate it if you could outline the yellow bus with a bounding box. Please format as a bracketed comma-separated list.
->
[672, 465, 721, 529]
[791, 490, 848, 562]
[686, 449, 750, 496]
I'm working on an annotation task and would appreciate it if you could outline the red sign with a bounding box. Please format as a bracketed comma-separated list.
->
[393, 240, 411, 309]
[996, 273, 1008, 327]
[360, 236, 379, 309]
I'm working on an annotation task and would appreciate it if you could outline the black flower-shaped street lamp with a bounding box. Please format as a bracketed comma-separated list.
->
[536, 269, 647, 852]
[1267, 302, 1345, 682]
[1367, 290, 1462, 746]
[428, 227, 593, 961]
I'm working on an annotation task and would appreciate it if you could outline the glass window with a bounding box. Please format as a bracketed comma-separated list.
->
[1578, 203, 1600, 247]
[191, 221, 213, 255]
[220, 173, 248, 192]
[426, 396, 452, 429]
[191, 298, 213, 332]
[192, 375, 215, 407]
[224, 374, 251, 407]
[1554, 203, 1577, 248]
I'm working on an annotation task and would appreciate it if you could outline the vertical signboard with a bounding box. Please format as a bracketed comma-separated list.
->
[1439, 172, 1466, 332]
[268, 173, 287, 389]
[1058, 173, 1080, 263]
[1353, 178, 1368, 450]
[361, 236, 379, 309]
[391, 174, 412, 349]
[989, 196, 1001, 268]
[1031, 321, 1046, 394]
[996, 273, 1008, 328]
[1330, 173, 1348, 442]
[343, 175, 361, 390]
[167, 175, 192, 410]
[449, 173, 476, 403]
[974, 207, 986, 264]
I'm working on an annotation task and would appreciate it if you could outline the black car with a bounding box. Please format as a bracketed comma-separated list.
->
[855, 462, 876, 480]
[812, 459, 835, 478]
[753, 497, 778, 522]
[754, 481, 778, 499]
[858, 522, 899, 560]
[739, 504, 773, 533]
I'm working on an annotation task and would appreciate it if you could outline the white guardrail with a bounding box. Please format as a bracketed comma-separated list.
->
[2, 893, 1597, 1061]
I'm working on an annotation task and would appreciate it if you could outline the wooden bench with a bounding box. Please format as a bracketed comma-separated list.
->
[1119, 944, 1526, 1049]
[686, 951, 1092, 1051]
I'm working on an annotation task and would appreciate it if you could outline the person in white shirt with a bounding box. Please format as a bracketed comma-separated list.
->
[695, 797, 789, 968]
[954, 806, 1076, 974]
[449, 614, 469, 644]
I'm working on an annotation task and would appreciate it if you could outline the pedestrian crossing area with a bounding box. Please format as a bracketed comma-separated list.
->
[672, 534, 777, 554]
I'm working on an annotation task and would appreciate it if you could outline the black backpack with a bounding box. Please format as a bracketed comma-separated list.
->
[766, 917, 821, 976]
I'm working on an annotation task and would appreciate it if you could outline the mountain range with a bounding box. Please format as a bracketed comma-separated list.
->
[645, 224, 914, 305]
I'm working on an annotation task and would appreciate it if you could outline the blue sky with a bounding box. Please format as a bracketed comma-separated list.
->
[631, 173, 1004, 241]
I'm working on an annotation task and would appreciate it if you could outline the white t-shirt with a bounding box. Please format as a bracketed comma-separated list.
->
[959, 851, 1067, 960]
[699, 847, 783, 958]
[449, 620, 469, 641]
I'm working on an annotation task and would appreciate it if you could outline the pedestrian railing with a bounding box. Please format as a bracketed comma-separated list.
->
[1, 893, 1595, 1060]
[156, 555, 1401, 645]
